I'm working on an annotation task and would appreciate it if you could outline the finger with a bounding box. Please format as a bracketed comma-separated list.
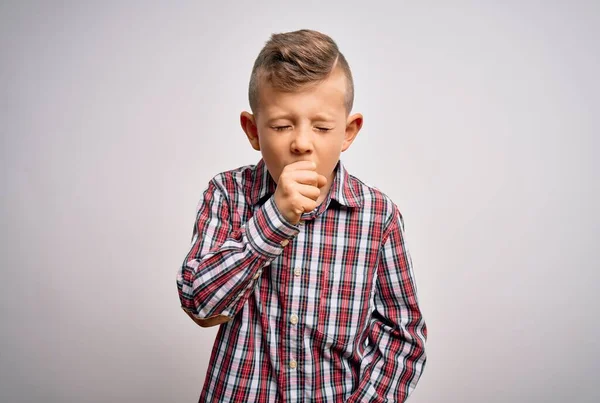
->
[300, 197, 318, 213]
[317, 174, 327, 188]
[296, 183, 321, 201]
[290, 170, 321, 186]
[285, 160, 316, 172]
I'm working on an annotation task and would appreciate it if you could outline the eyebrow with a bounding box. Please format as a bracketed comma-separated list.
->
[313, 113, 335, 121]
[267, 113, 335, 122]
[268, 114, 295, 122]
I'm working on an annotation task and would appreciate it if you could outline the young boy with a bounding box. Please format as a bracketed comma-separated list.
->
[177, 29, 427, 402]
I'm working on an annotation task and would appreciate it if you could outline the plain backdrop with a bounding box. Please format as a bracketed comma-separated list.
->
[1, 1, 599, 402]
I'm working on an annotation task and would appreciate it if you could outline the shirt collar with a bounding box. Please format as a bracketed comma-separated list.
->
[248, 158, 363, 208]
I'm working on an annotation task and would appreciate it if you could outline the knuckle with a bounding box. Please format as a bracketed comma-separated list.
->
[283, 181, 296, 195]
[291, 194, 302, 207]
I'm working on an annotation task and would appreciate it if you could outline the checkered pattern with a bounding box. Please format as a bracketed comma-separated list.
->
[177, 158, 427, 402]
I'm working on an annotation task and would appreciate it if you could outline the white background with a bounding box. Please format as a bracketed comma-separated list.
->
[1, 1, 598, 402]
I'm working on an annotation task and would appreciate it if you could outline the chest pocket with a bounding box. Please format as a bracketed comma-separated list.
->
[316, 263, 374, 347]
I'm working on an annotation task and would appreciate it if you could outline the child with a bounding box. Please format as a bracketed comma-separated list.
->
[177, 29, 427, 402]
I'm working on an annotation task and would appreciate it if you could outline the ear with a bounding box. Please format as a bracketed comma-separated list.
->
[240, 111, 260, 151]
[342, 113, 363, 152]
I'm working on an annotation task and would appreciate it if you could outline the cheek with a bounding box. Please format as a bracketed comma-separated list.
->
[258, 136, 285, 165]
[260, 136, 285, 156]
[318, 132, 346, 152]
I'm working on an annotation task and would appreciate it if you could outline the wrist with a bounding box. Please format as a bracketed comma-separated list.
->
[274, 195, 300, 225]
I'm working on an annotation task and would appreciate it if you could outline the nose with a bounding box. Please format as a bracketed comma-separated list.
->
[290, 127, 313, 155]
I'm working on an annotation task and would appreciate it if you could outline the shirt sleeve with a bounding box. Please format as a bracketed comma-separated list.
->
[346, 206, 427, 402]
[176, 178, 299, 327]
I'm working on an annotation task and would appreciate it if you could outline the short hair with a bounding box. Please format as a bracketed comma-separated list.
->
[248, 29, 354, 115]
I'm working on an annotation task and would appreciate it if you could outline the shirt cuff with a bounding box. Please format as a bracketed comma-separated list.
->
[246, 196, 299, 257]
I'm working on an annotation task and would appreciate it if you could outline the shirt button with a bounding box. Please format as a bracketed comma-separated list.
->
[293, 267, 301, 277]
[280, 239, 289, 247]
[289, 314, 299, 325]
[289, 360, 297, 369]
[253, 270, 262, 280]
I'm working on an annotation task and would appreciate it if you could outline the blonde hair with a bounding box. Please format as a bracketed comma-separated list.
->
[248, 29, 354, 115]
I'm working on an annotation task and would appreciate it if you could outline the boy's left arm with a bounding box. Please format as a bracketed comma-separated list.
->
[347, 206, 427, 403]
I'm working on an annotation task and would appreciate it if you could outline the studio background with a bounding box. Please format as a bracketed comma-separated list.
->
[1, 1, 598, 402]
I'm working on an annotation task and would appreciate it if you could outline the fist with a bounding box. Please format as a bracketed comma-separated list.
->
[273, 161, 327, 225]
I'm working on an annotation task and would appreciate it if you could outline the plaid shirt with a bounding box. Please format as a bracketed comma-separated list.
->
[177, 158, 427, 402]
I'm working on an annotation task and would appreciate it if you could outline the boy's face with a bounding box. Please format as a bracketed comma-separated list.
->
[241, 68, 363, 187]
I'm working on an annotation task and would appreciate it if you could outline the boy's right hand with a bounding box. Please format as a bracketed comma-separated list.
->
[273, 161, 327, 225]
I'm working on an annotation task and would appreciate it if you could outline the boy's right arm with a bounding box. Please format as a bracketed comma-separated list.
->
[176, 177, 299, 327]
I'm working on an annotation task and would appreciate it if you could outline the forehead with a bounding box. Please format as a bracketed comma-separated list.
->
[257, 70, 347, 119]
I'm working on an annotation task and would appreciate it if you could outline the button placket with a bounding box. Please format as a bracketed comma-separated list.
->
[287, 224, 305, 376]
